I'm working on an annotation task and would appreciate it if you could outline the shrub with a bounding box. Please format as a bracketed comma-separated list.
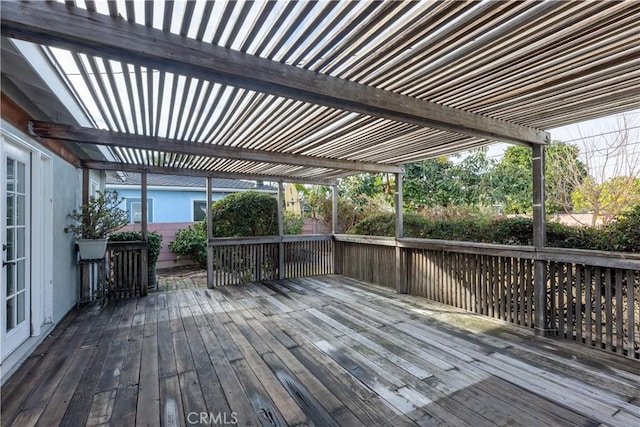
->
[109, 231, 163, 268]
[489, 217, 533, 245]
[284, 212, 304, 235]
[168, 221, 207, 268]
[169, 191, 284, 268]
[346, 212, 635, 252]
[605, 205, 640, 252]
[210, 191, 278, 237]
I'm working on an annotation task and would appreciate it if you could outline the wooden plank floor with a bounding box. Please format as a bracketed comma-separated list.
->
[2, 275, 640, 426]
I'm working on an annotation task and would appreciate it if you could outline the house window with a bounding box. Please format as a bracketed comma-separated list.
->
[126, 199, 153, 223]
[193, 200, 207, 222]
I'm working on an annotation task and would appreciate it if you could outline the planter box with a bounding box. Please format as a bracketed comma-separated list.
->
[77, 238, 108, 260]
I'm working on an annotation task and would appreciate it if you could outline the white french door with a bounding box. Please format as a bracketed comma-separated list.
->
[1, 141, 31, 360]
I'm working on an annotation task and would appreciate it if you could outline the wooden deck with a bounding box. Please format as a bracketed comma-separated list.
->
[2, 275, 639, 426]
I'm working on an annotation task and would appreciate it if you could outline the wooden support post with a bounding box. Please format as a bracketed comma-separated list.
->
[332, 185, 339, 235]
[206, 177, 214, 288]
[395, 173, 406, 294]
[82, 167, 89, 206]
[332, 185, 341, 275]
[140, 172, 148, 295]
[141, 172, 148, 241]
[278, 181, 285, 280]
[532, 143, 550, 335]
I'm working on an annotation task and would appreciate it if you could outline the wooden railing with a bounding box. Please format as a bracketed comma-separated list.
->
[207, 235, 333, 287]
[334, 235, 640, 359]
[333, 235, 397, 289]
[543, 248, 639, 358]
[106, 241, 148, 298]
[284, 235, 334, 278]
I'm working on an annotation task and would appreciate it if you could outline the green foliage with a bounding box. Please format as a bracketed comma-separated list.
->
[489, 142, 587, 214]
[348, 213, 488, 241]
[347, 210, 638, 253]
[339, 174, 392, 207]
[605, 205, 640, 252]
[168, 221, 207, 268]
[64, 190, 129, 239]
[210, 191, 278, 237]
[109, 231, 163, 268]
[284, 212, 304, 235]
[169, 191, 284, 268]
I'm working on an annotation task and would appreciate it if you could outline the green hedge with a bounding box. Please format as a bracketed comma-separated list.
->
[347, 205, 640, 253]
[109, 231, 163, 267]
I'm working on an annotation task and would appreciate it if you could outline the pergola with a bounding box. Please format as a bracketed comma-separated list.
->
[2, 1, 640, 335]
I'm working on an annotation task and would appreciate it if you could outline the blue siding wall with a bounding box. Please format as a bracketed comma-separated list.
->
[111, 189, 232, 223]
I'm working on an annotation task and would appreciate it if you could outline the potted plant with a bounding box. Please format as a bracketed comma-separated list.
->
[64, 190, 129, 260]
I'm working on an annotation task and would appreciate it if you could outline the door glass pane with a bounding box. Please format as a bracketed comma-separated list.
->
[6, 158, 14, 192]
[6, 228, 14, 260]
[6, 263, 14, 295]
[17, 292, 25, 324]
[16, 194, 25, 226]
[16, 227, 25, 258]
[17, 161, 25, 193]
[6, 297, 15, 331]
[6, 194, 14, 226]
[17, 260, 25, 291]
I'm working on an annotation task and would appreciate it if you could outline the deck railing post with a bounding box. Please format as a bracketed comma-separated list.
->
[206, 177, 214, 288]
[141, 172, 148, 241]
[278, 181, 285, 280]
[395, 173, 406, 293]
[332, 185, 341, 275]
[141, 172, 148, 295]
[532, 143, 551, 335]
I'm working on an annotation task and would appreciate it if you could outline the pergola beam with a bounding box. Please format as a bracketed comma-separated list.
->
[28, 121, 404, 174]
[2, 1, 550, 146]
[82, 160, 337, 186]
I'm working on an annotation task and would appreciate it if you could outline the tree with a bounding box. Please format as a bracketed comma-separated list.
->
[486, 146, 532, 214]
[403, 150, 497, 211]
[489, 142, 586, 215]
[572, 176, 640, 225]
[564, 114, 640, 225]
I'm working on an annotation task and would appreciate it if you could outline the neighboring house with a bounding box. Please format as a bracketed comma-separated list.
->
[106, 173, 275, 223]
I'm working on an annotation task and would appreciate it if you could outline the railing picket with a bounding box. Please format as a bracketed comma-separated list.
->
[605, 268, 613, 351]
[575, 265, 583, 344]
[526, 259, 533, 328]
[627, 270, 636, 358]
[558, 262, 565, 336]
[595, 267, 603, 349]
[615, 269, 623, 353]
[585, 267, 593, 347]
[567, 263, 574, 339]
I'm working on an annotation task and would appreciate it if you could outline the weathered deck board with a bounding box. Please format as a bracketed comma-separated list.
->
[2, 275, 639, 426]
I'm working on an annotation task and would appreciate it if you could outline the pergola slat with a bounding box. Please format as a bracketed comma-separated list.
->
[0, 1, 549, 146]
